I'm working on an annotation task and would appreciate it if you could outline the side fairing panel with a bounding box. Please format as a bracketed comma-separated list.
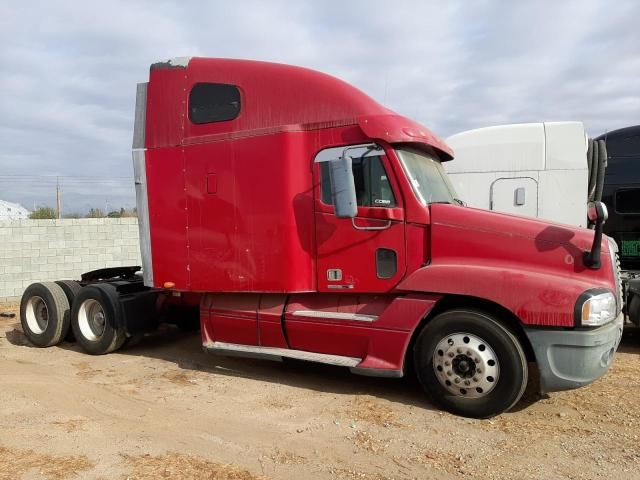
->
[132, 82, 153, 287]
[284, 293, 439, 371]
[200, 293, 260, 346]
[200, 293, 288, 348]
[133, 150, 153, 286]
[145, 65, 187, 149]
[184, 131, 315, 292]
[145, 146, 189, 289]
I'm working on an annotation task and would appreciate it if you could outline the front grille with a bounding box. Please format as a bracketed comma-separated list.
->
[608, 237, 624, 314]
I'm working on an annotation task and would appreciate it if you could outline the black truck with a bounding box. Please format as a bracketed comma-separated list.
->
[597, 125, 640, 325]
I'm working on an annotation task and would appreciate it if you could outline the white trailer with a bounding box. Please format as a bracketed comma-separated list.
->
[445, 122, 589, 227]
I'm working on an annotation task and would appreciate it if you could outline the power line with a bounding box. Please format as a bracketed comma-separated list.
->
[0, 174, 132, 179]
[0, 175, 133, 185]
[0, 177, 134, 184]
[0, 179, 134, 184]
[0, 175, 136, 211]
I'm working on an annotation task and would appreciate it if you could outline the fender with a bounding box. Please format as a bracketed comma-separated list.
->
[397, 263, 609, 327]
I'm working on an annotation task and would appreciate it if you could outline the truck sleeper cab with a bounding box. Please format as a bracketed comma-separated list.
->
[19, 58, 623, 418]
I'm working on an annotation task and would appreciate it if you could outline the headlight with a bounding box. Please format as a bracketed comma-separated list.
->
[576, 290, 617, 327]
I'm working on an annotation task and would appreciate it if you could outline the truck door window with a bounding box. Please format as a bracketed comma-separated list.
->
[320, 156, 396, 207]
[189, 83, 241, 124]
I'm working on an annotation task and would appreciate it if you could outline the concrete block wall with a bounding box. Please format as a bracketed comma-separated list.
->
[0, 218, 141, 302]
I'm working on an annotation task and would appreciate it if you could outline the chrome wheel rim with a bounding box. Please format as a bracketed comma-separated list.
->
[78, 299, 106, 341]
[25, 296, 48, 334]
[432, 332, 500, 398]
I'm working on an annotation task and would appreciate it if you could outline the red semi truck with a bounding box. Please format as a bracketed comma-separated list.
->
[19, 58, 624, 418]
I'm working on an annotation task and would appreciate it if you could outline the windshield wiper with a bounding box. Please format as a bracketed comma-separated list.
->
[430, 199, 465, 206]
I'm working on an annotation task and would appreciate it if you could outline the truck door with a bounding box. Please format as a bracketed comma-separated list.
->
[490, 177, 538, 218]
[314, 144, 406, 292]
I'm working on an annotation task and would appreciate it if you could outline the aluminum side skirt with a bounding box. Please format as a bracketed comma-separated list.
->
[204, 341, 361, 367]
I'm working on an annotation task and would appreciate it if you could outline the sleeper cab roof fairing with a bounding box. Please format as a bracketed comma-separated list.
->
[358, 114, 454, 161]
[145, 57, 454, 160]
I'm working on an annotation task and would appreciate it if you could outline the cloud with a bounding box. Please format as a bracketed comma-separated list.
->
[0, 0, 638, 211]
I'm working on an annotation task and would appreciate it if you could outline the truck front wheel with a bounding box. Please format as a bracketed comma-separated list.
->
[71, 284, 126, 355]
[413, 309, 528, 418]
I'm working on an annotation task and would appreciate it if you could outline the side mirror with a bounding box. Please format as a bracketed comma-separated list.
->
[328, 154, 357, 218]
[583, 201, 608, 269]
[587, 201, 608, 224]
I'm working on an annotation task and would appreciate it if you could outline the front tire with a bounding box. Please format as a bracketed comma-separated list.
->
[413, 309, 528, 418]
[20, 282, 71, 347]
[71, 284, 126, 355]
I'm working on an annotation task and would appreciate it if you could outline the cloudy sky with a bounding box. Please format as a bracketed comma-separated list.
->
[1, 0, 638, 213]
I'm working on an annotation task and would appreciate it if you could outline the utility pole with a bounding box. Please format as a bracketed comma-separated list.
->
[56, 177, 62, 219]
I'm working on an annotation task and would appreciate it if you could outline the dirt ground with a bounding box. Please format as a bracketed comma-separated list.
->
[1, 300, 639, 480]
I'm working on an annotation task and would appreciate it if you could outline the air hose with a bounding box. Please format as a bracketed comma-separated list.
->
[586, 138, 608, 228]
[587, 138, 607, 203]
[593, 139, 607, 202]
[587, 139, 596, 200]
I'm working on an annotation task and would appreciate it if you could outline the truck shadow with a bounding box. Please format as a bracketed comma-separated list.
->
[620, 325, 640, 353]
[117, 323, 637, 415]
[119, 327, 550, 414]
[534, 226, 588, 273]
[5, 321, 434, 410]
[11, 322, 638, 415]
[121, 325, 438, 411]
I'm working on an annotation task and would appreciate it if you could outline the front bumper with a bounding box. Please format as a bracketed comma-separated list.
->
[524, 313, 624, 393]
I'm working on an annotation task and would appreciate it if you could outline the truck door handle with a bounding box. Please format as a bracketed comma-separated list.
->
[351, 218, 392, 231]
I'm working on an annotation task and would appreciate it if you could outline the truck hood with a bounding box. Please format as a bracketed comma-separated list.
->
[430, 203, 597, 254]
[397, 203, 617, 328]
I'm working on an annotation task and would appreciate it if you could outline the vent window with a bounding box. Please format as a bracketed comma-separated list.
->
[189, 83, 241, 124]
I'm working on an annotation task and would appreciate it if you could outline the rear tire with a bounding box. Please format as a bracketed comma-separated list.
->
[71, 284, 126, 355]
[55, 280, 81, 341]
[20, 282, 70, 347]
[413, 309, 528, 418]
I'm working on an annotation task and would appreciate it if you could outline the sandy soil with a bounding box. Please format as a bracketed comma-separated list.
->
[0, 300, 639, 480]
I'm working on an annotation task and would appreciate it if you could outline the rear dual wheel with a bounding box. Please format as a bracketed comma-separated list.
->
[414, 309, 528, 418]
[71, 284, 126, 355]
[20, 282, 70, 347]
[55, 280, 81, 341]
[21, 282, 131, 355]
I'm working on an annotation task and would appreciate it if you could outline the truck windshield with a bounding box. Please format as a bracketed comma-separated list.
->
[396, 147, 458, 205]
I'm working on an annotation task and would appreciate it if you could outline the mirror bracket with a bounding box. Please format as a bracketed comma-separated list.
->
[583, 201, 608, 269]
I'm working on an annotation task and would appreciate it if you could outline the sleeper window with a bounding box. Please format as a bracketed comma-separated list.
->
[189, 83, 241, 124]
